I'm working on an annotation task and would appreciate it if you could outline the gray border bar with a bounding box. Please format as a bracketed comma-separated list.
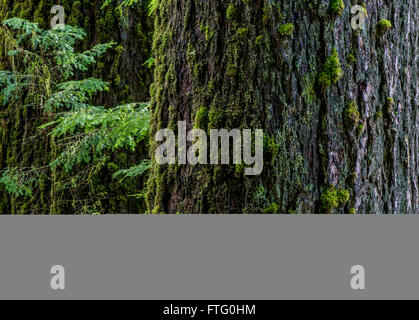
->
[0, 216, 418, 300]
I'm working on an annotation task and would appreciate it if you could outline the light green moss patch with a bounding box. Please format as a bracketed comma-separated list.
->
[318, 48, 343, 91]
[377, 19, 392, 34]
[330, 0, 345, 16]
[278, 23, 295, 38]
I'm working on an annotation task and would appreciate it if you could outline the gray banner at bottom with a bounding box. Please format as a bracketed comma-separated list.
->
[0, 215, 417, 300]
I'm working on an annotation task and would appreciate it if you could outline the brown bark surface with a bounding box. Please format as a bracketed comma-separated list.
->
[148, 0, 418, 214]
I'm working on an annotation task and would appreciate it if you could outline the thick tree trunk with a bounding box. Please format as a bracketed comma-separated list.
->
[148, 0, 418, 214]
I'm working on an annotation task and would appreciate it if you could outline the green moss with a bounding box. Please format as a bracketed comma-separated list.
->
[347, 53, 357, 64]
[236, 27, 249, 40]
[337, 189, 350, 207]
[255, 35, 264, 46]
[67, 1, 82, 27]
[151, 205, 162, 214]
[302, 75, 317, 105]
[357, 124, 365, 135]
[263, 202, 280, 214]
[318, 73, 331, 90]
[318, 48, 343, 91]
[377, 19, 392, 34]
[264, 135, 280, 163]
[262, 7, 270, 26]
[33, 1, 46, 27]
[235, 163, 245, 177]
[278, 23, 295, 38]
[200, 24, 215, 42]
[194, 106, 208, 129]
[321, 186, 338, 214]
[208, 107, 224, 129]
[321, 186, 350, 213]
[344, 101, 360, 128]
[387, 97, 395, 105]
[226, 4, 237, 22]
[226, 63, 237, 77]
[349, 208, 356, 215]
[330, 0, 345, 16]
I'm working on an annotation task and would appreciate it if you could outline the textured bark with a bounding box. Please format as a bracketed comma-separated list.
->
[148, 0, 418, 214]
[0, 0, 153, 214]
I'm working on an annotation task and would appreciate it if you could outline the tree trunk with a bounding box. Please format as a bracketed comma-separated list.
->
[148, 0, 418, 214]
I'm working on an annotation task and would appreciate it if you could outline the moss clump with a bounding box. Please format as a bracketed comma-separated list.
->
[255, 35, 264, 46]
[318, 48, 343, 91]
[263, 135, 280, 162]
[377, 19, 392, 34]
[337, 189, 350, 207]
[349, 208, 356, 215]
[321, 186, 350, 214]
[208, 107, 224, 129]
[357, 124, 365, 136]
[347, 53, 357, 64]
[194, 107, 208, 129]
[344, 101, 360, 128]
[330, 0, 345, 16]
[387, 97, 395, 105]
[236, 27, 249, 40]
[235, 163, 245, 177]
[386, 97, 395, 114]
[200, 24, 215, 42]
[318, 73, 331, 90]
[321, 186, 339, 214]
[226, 4, 237, 22]
[151, 205, 163, 214]
[278, 23, 295, 38]
[66, 1, 83, 27]
[263, 202, 280, 214]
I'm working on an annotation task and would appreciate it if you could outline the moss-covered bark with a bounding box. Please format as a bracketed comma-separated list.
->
[0, 0, 153, 214]
[148, 0, 418, 214]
